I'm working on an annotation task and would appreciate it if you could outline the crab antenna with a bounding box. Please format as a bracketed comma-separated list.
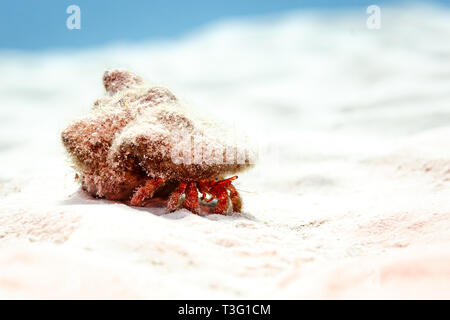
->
[214, 175, 238, 186]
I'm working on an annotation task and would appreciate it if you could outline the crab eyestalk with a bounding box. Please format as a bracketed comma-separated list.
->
[214, 175, 238, 187]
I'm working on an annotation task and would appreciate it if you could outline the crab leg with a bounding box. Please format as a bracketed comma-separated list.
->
[183, 181, 200, 214]
[130, 177, 165, 206]
[228, 184, 242, 213]
[196, 181, 209, 201]
[213, 187, 229, 214]
[167, 181, 187, 212]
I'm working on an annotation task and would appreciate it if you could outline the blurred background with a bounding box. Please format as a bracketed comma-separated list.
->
[1, 0, 450, 299]
[1, 0, 450, 186]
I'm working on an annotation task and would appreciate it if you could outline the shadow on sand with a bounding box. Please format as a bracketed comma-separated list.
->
[59, 189, 257, 221]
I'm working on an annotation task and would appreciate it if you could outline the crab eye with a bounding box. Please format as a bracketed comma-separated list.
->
[215, 178, 218, 181]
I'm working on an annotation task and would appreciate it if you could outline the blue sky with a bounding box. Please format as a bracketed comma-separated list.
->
[1, 0, 448, 50]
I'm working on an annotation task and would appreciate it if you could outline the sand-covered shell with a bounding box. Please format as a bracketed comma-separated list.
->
[61, 69, 255, 201]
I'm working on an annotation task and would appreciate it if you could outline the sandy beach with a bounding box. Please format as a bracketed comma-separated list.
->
[0, 4, 449, 299]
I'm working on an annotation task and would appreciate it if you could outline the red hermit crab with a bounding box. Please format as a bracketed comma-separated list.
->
[61, 70, 255, 214]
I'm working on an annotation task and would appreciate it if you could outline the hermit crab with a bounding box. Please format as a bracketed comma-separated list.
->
[61, 70, 255, 214]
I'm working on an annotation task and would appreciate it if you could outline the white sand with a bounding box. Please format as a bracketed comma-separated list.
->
[0, 4, 449, 299]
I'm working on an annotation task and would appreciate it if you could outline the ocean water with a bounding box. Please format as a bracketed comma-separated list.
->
[0, 0, 428, 50]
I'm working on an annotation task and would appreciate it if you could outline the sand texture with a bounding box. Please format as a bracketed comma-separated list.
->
[0, 5, 449, 299]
